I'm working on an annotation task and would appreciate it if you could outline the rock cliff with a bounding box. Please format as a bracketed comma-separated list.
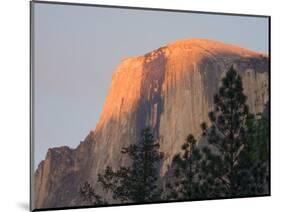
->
[34, 38, 269, 209]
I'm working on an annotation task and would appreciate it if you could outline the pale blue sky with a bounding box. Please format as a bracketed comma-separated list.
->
[33, 2, 269, 167]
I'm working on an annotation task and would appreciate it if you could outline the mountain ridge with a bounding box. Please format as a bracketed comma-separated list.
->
[121, 38, 267, 62]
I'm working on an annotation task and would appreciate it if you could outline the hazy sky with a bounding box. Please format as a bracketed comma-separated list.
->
[33, 2, 269, 167]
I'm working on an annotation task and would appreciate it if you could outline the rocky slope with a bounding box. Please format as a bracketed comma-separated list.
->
[34, 38, 269, 209]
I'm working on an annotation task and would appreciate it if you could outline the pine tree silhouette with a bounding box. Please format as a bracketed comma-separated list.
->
[165, 135, 203, 200]
[167, 66, 269, 199]
[80, 127, 164, 204]
[79, 181, 107, 205]
[199, 66, 269, 197]
[98, 127, 163, 203]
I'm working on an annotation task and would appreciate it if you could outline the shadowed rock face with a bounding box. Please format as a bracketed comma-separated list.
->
[34, 38, 269, 209]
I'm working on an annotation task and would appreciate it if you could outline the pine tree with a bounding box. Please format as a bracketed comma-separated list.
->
[98, 128, 163, 203]
[198, 66, 269, 197]
[237, 106, 269, 195]
[95, 127, 163, 203]
[165, 135, 203, 200]
[79, 181, 107, 205]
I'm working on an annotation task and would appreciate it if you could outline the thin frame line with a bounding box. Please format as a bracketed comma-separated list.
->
[32, 0, 270, 18]
[30, 1, 36, 211]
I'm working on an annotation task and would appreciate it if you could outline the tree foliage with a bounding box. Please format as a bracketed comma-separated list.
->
[165, 135, 203, 200]
[167, 66, 269, 199]
[199, 66, 253, 197]
[79, 181, 107, 205]
[80, 127, 163, 204]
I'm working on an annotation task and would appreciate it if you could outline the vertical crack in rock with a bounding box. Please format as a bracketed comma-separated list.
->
[136, 47, 167, 138]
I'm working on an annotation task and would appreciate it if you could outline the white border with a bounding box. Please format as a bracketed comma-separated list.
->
[0, 0, 280, 211]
